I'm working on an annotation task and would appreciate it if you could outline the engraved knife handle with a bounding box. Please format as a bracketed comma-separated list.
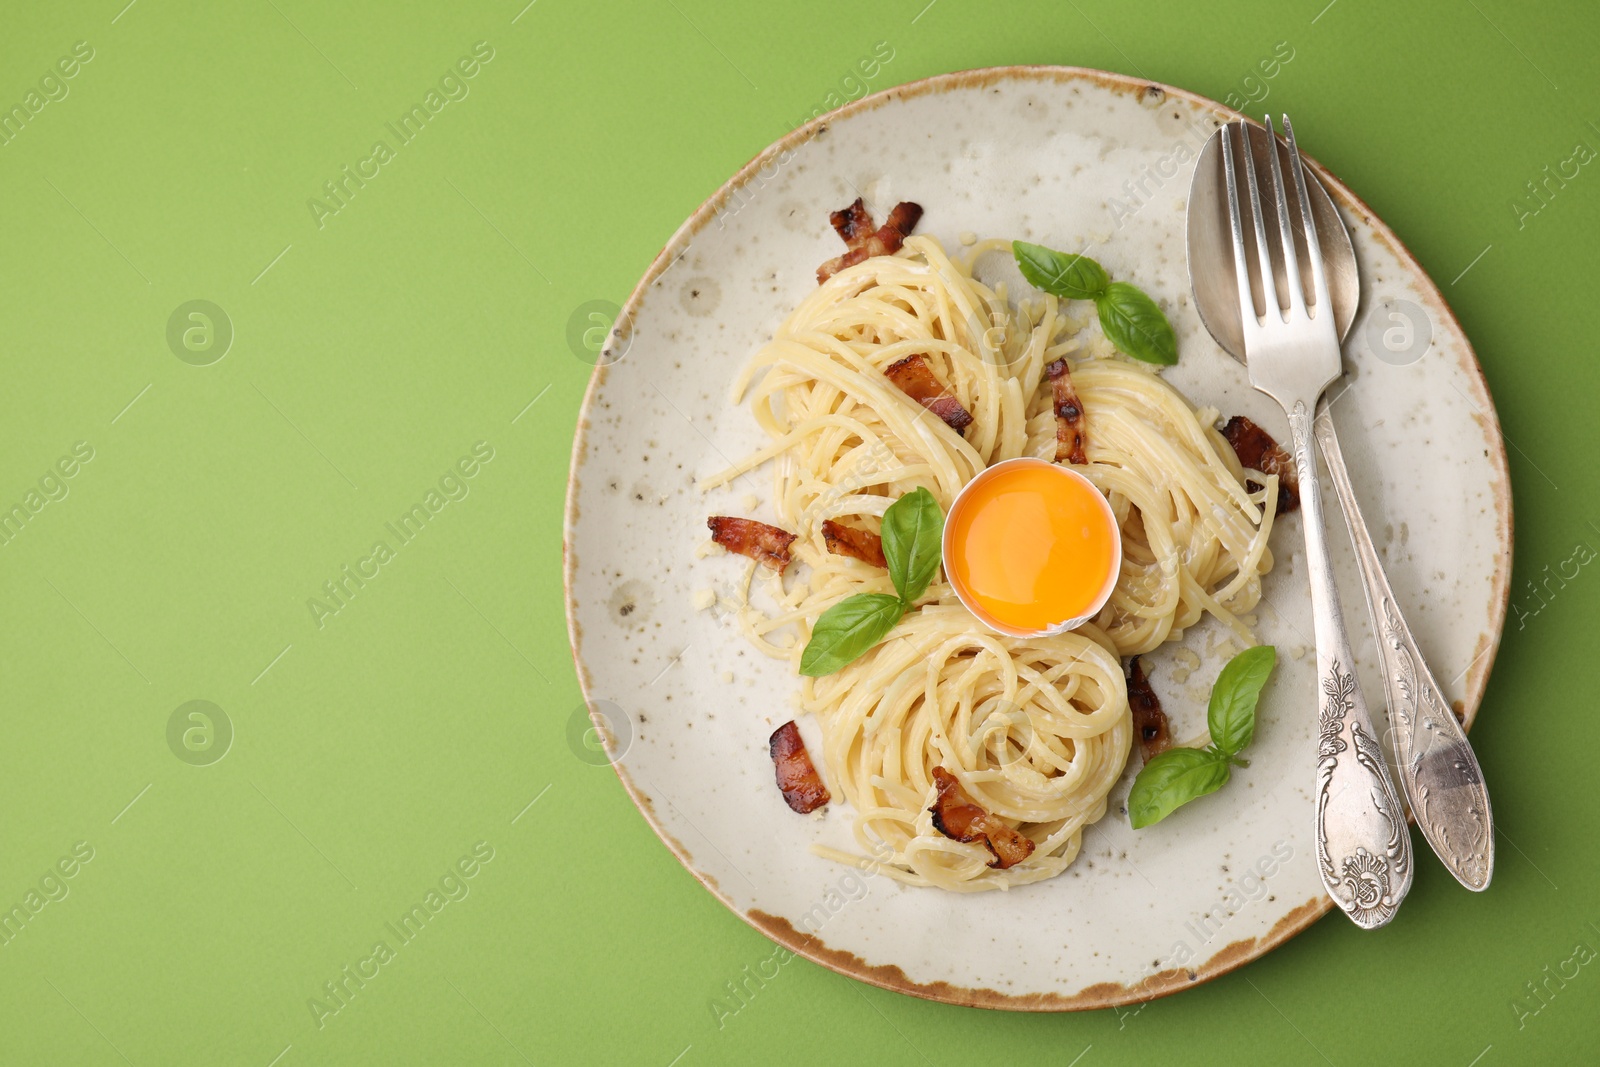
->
[1285, 400, 1413, 928]
[1313, 401, 1494, 890]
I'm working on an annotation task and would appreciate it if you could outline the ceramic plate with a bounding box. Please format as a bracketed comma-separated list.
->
[563, 67, 1511, 1010]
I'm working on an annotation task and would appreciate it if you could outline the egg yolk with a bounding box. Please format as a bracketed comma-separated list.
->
[948, 464, 1119, 632]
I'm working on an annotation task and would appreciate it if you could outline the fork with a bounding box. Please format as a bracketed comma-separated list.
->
[1220, 115, 1413, 929]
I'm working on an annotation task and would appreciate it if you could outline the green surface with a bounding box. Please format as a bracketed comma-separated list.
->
[1, 1, 1596, 1063]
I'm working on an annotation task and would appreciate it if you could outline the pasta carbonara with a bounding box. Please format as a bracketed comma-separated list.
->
[700, 233, 1279, 891]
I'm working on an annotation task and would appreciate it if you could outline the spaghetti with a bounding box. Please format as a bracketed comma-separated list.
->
[700, 233, 1279, 890]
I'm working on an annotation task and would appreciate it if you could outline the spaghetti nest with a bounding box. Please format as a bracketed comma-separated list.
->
[702, 235, 1279, 890]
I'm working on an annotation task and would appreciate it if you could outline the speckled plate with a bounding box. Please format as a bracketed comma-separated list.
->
[563, 67, 1511, 1010]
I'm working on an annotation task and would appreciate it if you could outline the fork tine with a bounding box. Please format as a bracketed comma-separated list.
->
[1236, 120, 1279, 319]
[1281, 115, 1332, 319]
[1219, 121, 1258, 330]
[1262, 115, 1305, 315]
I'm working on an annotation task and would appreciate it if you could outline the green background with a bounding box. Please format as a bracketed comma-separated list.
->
[0, 0, 1595, 1063]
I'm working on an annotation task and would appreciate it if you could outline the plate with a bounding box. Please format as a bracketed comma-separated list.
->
[563, 66, 1511, 1010]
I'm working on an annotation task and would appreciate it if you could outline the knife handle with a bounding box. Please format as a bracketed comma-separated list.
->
[1313, 401, 1494, 890]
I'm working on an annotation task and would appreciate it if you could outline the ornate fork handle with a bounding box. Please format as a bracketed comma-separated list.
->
[1285, 401, 1414, 928]
[1313, 403, 1494, 890]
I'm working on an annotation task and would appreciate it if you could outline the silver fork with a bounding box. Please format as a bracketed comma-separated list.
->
[1221, 115, 1412, 929]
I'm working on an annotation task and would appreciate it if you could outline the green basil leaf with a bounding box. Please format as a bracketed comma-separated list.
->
[1207, 645, 1278, 758]
[1097, 281, 1178, 365]
[1012, 241, 1110, 301]
[1128, 746, 1233, 829]
[880, 487, 944, 604]
[799, 594, 906, 677]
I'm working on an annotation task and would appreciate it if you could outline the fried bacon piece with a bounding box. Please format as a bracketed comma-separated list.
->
[1046, 359, 1088, 465]
[1127, 656, 1172, 764]
[1222, 415, 1301, 514]
[928, 767, 1035, 870]
[769, 721, 830, 813]
[708, 516, 796, 571]
[821, 520, 887, 568]
[884, 354, 973, 432]
[816, 198, 924, 283]
[829, 198, 874, 244]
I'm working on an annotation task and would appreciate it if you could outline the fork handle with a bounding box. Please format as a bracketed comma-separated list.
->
[1284, 399, 1413, 928]
[1312, 402, 1494, 890]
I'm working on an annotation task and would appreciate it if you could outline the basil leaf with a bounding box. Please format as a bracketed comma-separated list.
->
[880, 487, 944, 604]
[1012, 241, 1110, 301]
[1128, 746, 1232, 829]
[1207, 645, 1277, 758]
[1097, 281, 1178, 365]
[799, 594, 905, 677]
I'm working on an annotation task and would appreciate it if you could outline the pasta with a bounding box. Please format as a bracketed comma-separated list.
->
[700, 234, 1279, 890]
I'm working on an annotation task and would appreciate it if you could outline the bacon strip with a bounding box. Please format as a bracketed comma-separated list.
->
[821, 520, 886, 568]
[769, 721, 830, 813]
[828, 198, 874, 245]
[1222, 415, 1300, 514]
[1046, 359, 1088, 465]
[928, 766, 1035, 869]
[816, 198, 924, 283]
[708, 516, 796, 571]
[1127, 656, 1172, 764]
[880, 201, 923, 244]
[884, 354, 973, 432]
